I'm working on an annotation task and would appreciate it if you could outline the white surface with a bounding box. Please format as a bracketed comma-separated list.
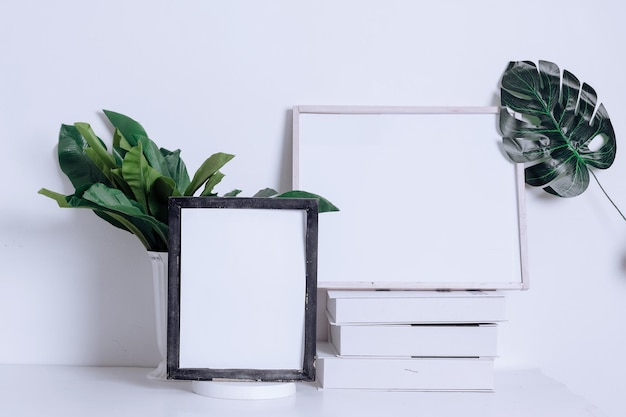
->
[2, 2, 626, 416]
[191, 381, 296, 399]
[294, 107, 527, 289]
[329, 323, 498, 357]
[317, 343, 494, 391]
[326, 290, 506, 324]
[179, 208, 306, 370]
[0, 365, 603, 417]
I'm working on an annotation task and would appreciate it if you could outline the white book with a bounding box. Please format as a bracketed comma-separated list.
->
[329, 322, 498, 357]
[316, 343, 494, 391]
[326, 290, 506, 324]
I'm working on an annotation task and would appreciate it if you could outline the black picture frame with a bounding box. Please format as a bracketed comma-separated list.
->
[167, 197, 318, 382]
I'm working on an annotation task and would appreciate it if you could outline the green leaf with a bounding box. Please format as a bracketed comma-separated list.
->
[109, 167, 134, 198]
[200, 171, 225, 196]
[74, 122, 117, 178]
[161, 148, 191, 194]
[113, 128, 133, 152]
[57, 124, 110, 189]
[79, 183, 145, 213]
[38, 188, 71, 207]
[276, 190, 340, 213]
[112, 128, 132, 166]
[79, 183, 169, 250]
[122, 142, 163, 213]
[499, 60, 616, 197]
[149, 176, 180, 223]
[135, 134, 173, 178]
[184, 152, 235, 196]
[100, 211, 153, 250]
[103, 110, 147, 147]
[223, 189, 242, 197]
[112, 146, 126, 167]
[40, 184, 168, 251]
[253, 187, 278, 197]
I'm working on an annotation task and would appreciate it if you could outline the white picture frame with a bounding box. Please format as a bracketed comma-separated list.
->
[293, 105, 528, 290]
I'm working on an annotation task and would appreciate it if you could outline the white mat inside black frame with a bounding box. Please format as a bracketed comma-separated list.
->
[167, 197, 318, 395]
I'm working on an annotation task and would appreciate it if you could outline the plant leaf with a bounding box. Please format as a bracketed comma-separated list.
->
[113, 128, 133, 152]
[184, 152, 235, 196]
[200, 171, 225, 196]
[253, 187, 278, 197]
[57, 124, 110, 189]
[161, 148, 191, 194]
[40, 184, 168, 251]
[38, 188, 72, 207]
[79, 183, 169, 250]
[112, 128, 132, 165]
[122, 142, 163, 213]
[103, 109, 148, 147]
[224, 189, 242, 197]
[109, 167, 134, 198]
[149, 176, 180, 223]
[135, 134, 173, 178]
[99, 211, 153, 250]
[74, 122, 117, 178]
[499, 60, 616, 198]
[276, 190, 340, 213]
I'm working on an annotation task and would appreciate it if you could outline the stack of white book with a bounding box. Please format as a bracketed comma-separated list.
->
[316, 290, 505, 391]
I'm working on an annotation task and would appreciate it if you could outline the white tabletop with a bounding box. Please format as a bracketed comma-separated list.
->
[0, 365, 601, 417]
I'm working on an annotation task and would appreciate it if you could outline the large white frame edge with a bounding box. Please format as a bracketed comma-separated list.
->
[293, 105, 528, 291]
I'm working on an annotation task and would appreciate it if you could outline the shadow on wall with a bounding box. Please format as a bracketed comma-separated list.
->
[278, 109, 294, 193]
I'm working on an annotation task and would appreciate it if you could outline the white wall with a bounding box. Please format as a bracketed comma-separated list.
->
[1, 0, 625, 415]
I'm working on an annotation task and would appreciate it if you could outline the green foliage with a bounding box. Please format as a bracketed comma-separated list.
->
[39, 110, 338, 251]
[276, 190, 339, 213]
[499, 60, 617, 198]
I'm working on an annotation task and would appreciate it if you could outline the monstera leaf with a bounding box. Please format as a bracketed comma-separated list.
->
[499, 60, 616, 197]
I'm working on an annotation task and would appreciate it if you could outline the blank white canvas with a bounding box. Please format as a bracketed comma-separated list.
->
[296, 108, 525, 289]
[178, 208, 307, 370]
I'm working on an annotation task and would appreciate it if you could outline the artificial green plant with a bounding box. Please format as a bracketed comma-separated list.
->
[498, 60, 623, 219]
[39, 110, 338, 252]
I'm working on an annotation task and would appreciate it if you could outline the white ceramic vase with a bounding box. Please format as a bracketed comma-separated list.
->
[147, 251, 168, 380]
